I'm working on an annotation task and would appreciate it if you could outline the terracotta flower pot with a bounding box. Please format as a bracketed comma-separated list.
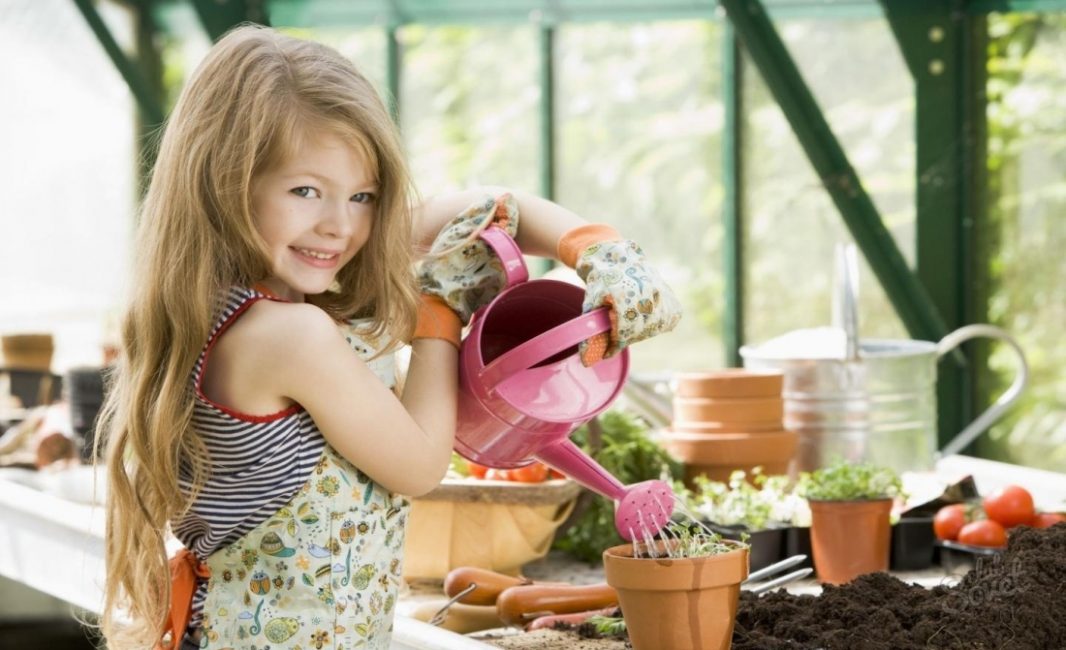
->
[603, 539, 749, 650]
[808, 498, 893, 585]
[673, 369, 783, 399]
[659, 429, 797, 486]
[1, 333, 54, 372]
[672, 396, 783, 424]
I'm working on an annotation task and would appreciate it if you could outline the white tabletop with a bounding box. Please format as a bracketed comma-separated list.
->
[0, 465, 493, 650]
[3, 454, 1063, 646]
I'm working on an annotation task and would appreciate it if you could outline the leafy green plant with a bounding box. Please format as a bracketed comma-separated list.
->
[685, 468, 801, 530]
[586, 615, 627, 638]
[447, 452, 470, 478]
[797, 459, 903, 501]
[644, 522, 740, 559]
[552, 410, 682, 563]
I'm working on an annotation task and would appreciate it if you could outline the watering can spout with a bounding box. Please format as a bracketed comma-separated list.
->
[535, 440, 675, 541]
[535, 439, 627, 500]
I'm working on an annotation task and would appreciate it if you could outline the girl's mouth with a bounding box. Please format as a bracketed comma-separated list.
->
[291, 246, 341, 268]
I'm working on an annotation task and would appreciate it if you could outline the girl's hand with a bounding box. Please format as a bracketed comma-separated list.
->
[416, 194, 519, 324]
[573, 239, 683, 366]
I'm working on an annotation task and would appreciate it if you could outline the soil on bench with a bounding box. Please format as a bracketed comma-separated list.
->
[481, 525, 1066, 649]
[733, 523, 1066, 649]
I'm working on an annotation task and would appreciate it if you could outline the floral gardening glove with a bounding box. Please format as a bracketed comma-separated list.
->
[560, 225, 683, 366]
[416, 193, 519, 325]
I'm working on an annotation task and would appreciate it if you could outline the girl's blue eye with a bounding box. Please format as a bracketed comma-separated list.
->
[291, 186, 320, 199]
[351, 192, 376, 204]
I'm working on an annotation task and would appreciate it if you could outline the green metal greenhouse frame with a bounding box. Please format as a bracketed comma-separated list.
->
[71, 0, 1066, 450]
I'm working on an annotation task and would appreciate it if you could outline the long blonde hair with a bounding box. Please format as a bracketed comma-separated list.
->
[96, 25, 418, 648]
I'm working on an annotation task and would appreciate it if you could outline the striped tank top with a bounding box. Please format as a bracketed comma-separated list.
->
[172, 286, 396, 628]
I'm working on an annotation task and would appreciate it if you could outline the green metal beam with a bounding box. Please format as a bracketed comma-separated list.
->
[960, 14, 989, 454]
[190, 0, 269, 41]
[155, 0, 1066, 32]
[72, 0, 165, 125]
[133, 0, 166, 188]
[967, 0, 1066, 12]
[268, 0, 717, 27]
[264, 0, 885, 28]
[718, 0, 953, 346]
[538, 24, 556, 202]
[722, 22, 744, 367]
[385, 25, 402, 123]
[531, 23, 558, 277]
[883, 0, 985, 448]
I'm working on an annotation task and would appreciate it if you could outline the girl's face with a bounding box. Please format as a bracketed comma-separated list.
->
[250, 131, 378, 302]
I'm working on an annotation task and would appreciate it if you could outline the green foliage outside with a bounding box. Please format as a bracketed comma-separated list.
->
[979, 13, 1066, 472]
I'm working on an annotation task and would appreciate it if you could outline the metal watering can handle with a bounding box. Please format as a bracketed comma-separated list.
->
[478, 226, 529, 289]
[478, 308, 613, 391]
[936, 324, 1029, 458]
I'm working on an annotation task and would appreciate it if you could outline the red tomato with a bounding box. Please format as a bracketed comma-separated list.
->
[1028, 512, 1066, 529]
[983, 485, 1035, 528]
[467, 462, 490, 479]
[957, 519, 1007, 548]
[508, 462, 549, 483]
[484, 468, 511, 481]
[933, 504, 969, 541]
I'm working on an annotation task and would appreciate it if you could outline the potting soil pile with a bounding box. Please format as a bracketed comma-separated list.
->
[733, 523, 1066, 649]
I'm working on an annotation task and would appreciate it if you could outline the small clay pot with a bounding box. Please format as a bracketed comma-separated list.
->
[603, 539, 749, 650]
[672, 396, 784, 424]
[1, 333, 54, 372]
[808, 498, 893, 585]
[673, 369, 783, 399]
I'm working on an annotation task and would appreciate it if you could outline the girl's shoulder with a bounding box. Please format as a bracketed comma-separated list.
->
[225, 299, 355, 375]
[199, 299, 343, 415]
[232, 299, 338, 347]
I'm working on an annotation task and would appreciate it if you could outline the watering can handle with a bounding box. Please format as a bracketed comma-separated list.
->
[479, 226, 529, 289]
[478, 308, 613, 391]
[935, 324, 1029, 458]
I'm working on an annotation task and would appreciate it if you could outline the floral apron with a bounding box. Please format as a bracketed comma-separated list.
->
[197, 323, 409, 650]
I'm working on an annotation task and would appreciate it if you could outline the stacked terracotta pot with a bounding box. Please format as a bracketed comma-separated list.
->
[660, 369, 798, 487]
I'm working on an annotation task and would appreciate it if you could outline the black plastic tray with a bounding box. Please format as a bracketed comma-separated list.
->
[891, 516, 936, 571]
[934, 538, 1004, 573]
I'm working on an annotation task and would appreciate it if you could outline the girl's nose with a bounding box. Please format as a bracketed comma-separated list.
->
[318, 201, 354, 238]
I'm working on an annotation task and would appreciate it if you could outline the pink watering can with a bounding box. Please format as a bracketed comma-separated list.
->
[454, 226, 674, 541]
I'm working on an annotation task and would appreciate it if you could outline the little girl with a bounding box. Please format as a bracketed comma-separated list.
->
[97, 25, 681, 650]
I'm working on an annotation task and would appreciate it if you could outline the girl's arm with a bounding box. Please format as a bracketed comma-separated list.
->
[414, 187, 586, 260]
[414, 187, 683, 365]
[235, 300, 457, 497]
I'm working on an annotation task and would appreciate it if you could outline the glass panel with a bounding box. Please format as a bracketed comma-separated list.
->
[981, 12, 1066, 472]
[399, 25, 539, 198]
[290, 28, 387, 94]
[0, 0, 135, 371]
[556, 21, 725, 373]
[742, 17, 914, 347]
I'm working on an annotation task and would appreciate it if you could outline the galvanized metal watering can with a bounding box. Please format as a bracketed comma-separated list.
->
[453, 227, 674, 540]
[740, 245, 1029, 474]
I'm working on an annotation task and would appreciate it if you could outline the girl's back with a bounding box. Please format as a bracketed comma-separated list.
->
[181, 287, 409, 649]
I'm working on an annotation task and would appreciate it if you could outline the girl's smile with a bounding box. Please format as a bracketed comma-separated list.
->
[291, 246, 343, 267]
